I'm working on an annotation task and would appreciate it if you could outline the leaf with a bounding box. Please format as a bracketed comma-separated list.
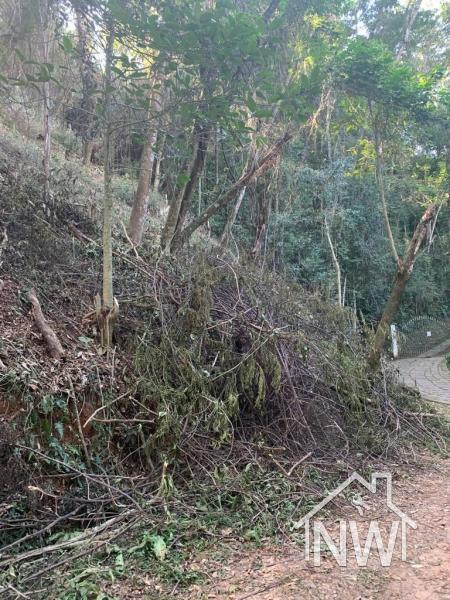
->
[61, 35, 73, 53]
[176, 173, 190, 187]
[246, 95, 257, 111]
[151, 535, 167, 561]
[78, 336, 93, 345]
[54, 421, 64, 439]
[114, 550, 124, 572]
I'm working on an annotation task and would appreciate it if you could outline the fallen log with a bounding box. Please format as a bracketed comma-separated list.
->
[28, 289, 64, 359]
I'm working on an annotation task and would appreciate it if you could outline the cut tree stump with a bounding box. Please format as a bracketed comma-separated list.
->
[28, 289, 64, 359]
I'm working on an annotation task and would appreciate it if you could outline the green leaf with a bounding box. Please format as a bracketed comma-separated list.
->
[54, 421, 64, 439]
[114, 550, 124, 572]
[176, 173, 190, 186]
[151, 536, 167, 561]
[246, 96, 257, 112]
[61, 35, 73, 53]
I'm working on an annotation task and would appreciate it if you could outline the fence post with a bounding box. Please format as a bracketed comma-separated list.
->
[391, 324, 399, 359]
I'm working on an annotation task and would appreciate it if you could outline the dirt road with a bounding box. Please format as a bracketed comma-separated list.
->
[188, 457, 450, 600]
[396, 355, 450, 404]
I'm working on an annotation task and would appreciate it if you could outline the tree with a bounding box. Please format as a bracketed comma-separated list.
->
[161, 122, 210, 252]
[96, 12, 118, 350]
[368, 202, 439, 368]
[72, 0, 98, 165]
[39, 0, 52, 212]
[170, 131, 293, 252]
[128, 76, 161, 246]
[334, 33, 448, 366]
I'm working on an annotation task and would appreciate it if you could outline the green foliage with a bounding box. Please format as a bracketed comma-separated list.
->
[336, 38, 436, 115]
[111, 176, 135, 206]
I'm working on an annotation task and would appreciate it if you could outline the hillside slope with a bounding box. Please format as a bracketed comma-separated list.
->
[0, 129, 447, 598]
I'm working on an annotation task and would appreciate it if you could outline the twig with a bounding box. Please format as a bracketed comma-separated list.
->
[83, 388, 133, 428]
[6, 584, 29, 598]
[0, 507, 82, 556]
[120, 220, 140, 259]
[0, 225, 8, 268]
[15, 444, 142, 510]
[69, 376, 92, 470]
[0, 511, 136, 569]
[270, 452, 312, 477]
[18, 516, 139, 586]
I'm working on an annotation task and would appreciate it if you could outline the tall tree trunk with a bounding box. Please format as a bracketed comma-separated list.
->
[373, 111, 400, 267]
[128, 128, 157, 244]
[170, 131, 293, 252]
[38, 0, 51, 213]
[174, 126, 209, 236]
[43, 79, 51, 210]
[73, 3, 97, 166]
[324, 215, 342, 307]
[128, 83, 161, 246]
[83, 140, 94, 165]
[368, 203, 438, 369]
[219, 186, 246, 251]
[367, 10, 429, 368]
[152, 132, 165, 193]
[98, 20, 117, 350]
[323, 87, 343, 306]
[160, 124, 209, 252]
[251, 189, 271, 258]
[220, 118, 257, 253]
[396, 0, 422, 60]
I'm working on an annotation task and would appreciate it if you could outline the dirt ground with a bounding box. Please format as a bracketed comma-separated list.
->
[185, 456, 450, 600]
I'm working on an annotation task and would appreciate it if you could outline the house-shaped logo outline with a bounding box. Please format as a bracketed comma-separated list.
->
[294, 472, 417, 562]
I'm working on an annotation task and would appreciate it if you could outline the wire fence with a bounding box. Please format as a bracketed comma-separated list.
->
[396, 316, 450, 358]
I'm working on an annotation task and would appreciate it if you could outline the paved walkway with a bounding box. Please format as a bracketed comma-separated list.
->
[396, 354, 450, 405]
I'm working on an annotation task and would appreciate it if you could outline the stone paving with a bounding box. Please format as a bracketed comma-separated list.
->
[395, 353, 450, 405]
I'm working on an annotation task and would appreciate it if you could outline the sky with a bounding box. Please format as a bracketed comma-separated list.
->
[420, 0, 444, 9]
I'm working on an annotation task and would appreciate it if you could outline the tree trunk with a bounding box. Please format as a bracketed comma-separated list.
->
[323, 87, 342, 306]
[161, 124, 209, 252]
[74, 4, 97, 167]
[396, 0, 422, 60]
[219, 186, 246, 251]
[128, 138, 152, 243]
[152, 132, 165, 193]
[128, 81, 161, 245]
[373, 113, 400, 267]
[174, 127, 209, 236]
[43, 81, 51, 210]
[83, 140, 94, 166]
[99, 20, 118, 350]
[128, 129, 157, 245]
[170, 131, 293, 252]
[219, 117, 257, 253]
[38, 0, 51, 213]
[251, 189, 271, 258]
[324, 215, 342, 307]
[368, 203, 438, 369]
